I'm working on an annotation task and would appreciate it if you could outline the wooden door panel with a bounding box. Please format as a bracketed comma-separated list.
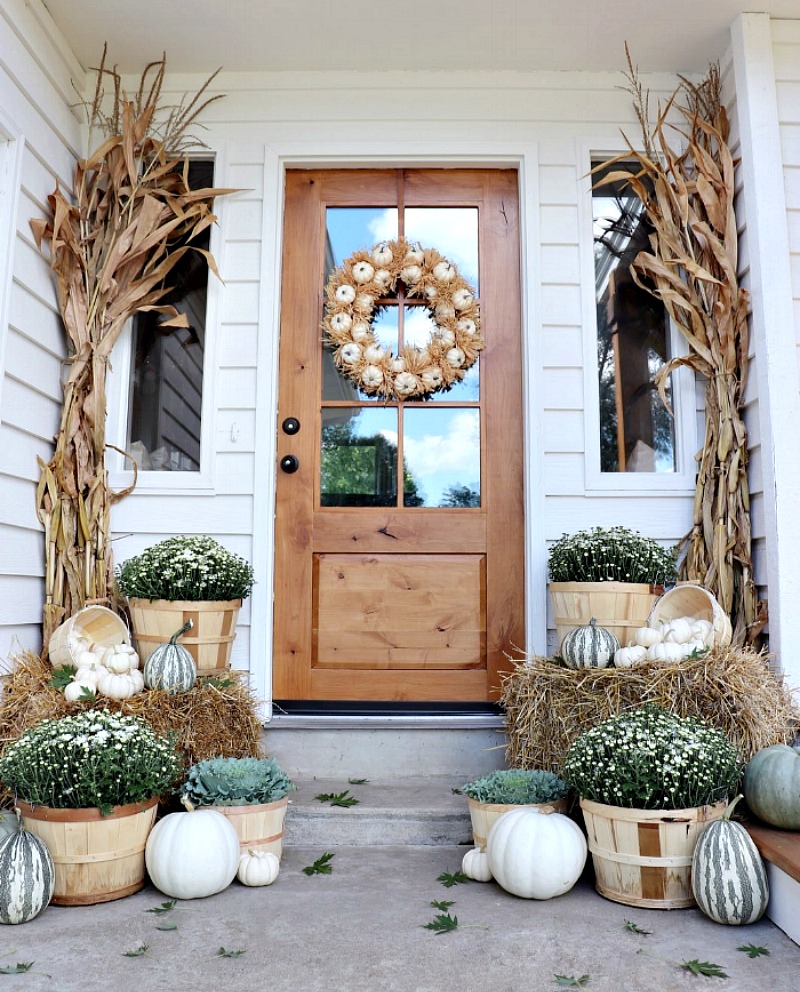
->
[273, 169, 524, 703]
[313, 553, 485, 669]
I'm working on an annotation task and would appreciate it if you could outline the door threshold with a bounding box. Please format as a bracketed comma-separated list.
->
[267, 701, 504, 730]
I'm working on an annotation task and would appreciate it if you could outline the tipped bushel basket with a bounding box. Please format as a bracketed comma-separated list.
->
[128, 598, 241, 677]
[216, 796, 290, 861]
[579, 798, 728, 909]
[549, 581, 664, 647]
[48, 605, 131, 667]
[18, 798, 158, 905]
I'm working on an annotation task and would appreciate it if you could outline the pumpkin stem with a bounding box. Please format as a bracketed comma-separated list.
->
[723, 793, 744, 820]
[169, 619, 194, 645]
[180, 795, 196, 813]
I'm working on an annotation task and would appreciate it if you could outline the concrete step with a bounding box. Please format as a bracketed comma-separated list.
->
[284, 776, 474, 847]
[262, 716, 508, 781]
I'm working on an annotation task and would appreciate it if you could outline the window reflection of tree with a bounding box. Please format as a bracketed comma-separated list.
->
[594, 166, 675, 474]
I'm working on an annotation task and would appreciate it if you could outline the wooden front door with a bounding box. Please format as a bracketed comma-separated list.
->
[272, 169, 523, 703]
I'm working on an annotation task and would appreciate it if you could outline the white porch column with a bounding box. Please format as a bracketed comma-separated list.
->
[730, 13, 800, 692]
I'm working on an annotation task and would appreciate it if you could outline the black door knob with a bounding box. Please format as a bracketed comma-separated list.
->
[282, 417, 301, 435]
[280, 454, 300, 474]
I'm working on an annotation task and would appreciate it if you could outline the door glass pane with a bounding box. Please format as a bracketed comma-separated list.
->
[325, 207, 398, 276]
[127, 159, 213, 471]
[322, 307, 400, 401]
[321, 407, 398, 506]
[405, 207, 479, 292]
[403, 408, 480, 508]
[593, 161, 676, 473]
[404, 306, 479, 401]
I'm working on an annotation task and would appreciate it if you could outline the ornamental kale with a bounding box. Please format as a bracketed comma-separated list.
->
[461, 769, 569, 805]
[562, 706, 742, 809]
[0, 711, 181, 812]
[179, 756, 295, 807]
[547, 526, 676, 584]
[116, 536, 255, 602]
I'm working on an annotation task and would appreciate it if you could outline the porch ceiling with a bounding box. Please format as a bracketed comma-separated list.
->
[41, 0, 799, 76]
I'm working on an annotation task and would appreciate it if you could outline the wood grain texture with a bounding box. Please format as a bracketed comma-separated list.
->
[273, 169, 523, 701]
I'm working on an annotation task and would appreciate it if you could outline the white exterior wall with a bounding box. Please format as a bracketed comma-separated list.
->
[0, 0, 82, 662]
[102, 68, 703, 702]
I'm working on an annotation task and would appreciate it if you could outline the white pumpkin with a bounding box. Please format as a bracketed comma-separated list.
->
[404, 248, 424, 265]
[129, 668, 145, 692]
[662, 618, 694, 645]
[363, 344, 385, 364]
[355, 294, 374, 312]
[351, 322, 371, 342]
[237, 849, 280, 887]
[75, 649, 101, 670]
[400, 264, 422, 284]
[104, 649, 133, 675]
[456, 318, 477, 336]
[691, 619, 714, 645]
[64, 680, 96, 702]
[452, 288, 474, 310]
[394, 372, 419, 396]
[330, 312, 353, 333]
[374, 268, 392, 288]
[360, 365, 384, 390]
[434, 303, 456, 322]
[96, 670, 140, 700]
[683, 639, 707, 657]
[371, 245, 393, 267]
[461, 847, 493, 882]
[446, 347, 466, 368]
[645, 641, 685, 664]
[432, 260, 456, 282]
[146, 805, 240, 900]
[486, 808, 587, 900]
[334, 283, 356, 303]
[73, 664, 103, 686]
[351, 260, 375, 284]
[340, 343, 362, 365]
[633, 626, 662, 648]
[613, 644, 648, 669]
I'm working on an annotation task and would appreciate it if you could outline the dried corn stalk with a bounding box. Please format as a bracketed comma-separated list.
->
[31, 50, 232, 649]
[595, 53, 766, 646]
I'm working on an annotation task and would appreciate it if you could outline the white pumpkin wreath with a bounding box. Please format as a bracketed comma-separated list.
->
[323, 237, 482, 400]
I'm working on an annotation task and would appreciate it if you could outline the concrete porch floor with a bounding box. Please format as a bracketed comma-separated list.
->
[7, 778, 800, 992]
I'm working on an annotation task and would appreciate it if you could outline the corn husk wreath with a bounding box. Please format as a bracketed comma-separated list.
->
[323, 238, 483, 400]
[30, 49, 233, 650]
[594, 52, 764, 646]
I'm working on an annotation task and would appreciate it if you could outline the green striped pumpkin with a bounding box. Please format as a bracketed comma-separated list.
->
[0, 819, 55, 924]
[560, 618, 619, 670]
[691, 795, 768, 926]
[143, 619, 197, 695]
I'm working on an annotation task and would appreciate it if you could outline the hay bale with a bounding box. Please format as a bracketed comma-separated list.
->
[500, 645, 799, 773]
[0, 652, 262, 774]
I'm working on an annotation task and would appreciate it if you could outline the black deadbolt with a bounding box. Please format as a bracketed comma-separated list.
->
[280, 454, 300, 474]
[282, 417, 301, 435]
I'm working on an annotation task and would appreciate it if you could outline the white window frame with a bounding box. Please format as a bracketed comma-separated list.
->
[107, 146, 228, 493]
[578, 140, 697, 494]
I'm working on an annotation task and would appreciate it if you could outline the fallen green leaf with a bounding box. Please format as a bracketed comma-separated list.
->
[314, 790, 359, 807]
[217, 947, 245, 958]
[302, 851, 335, 875]
[423, 912, 460, 934]
[681, 959, 728, 979]
[122, 945, 149, 957]
[737, 944, 769, 959]
[437, 870, 469, 888]
[553, 975, 590, 987]
[155, 919, 179, 931]
[348, 777, 368, 785]
[0, 963, 35, 975]
[146, 899, 177, 914]
[430, 899, 455, 910]
[49, 665, 74, 689]
[623, 919, 651, 935]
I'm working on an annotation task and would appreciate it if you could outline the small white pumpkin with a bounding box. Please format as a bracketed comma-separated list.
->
[73, 663, 103, 685]
[104, 648, 133, 675]
[129, 668, 145, 692]
[683, 639, 707, 657]
[360, 365, 384, 390]
[334, 283, 356, 304]
[446, 347, 466, 368]
[64, 680, 96, 702]
[461, 847, 493, 882]
[434, 303, 456, 322]
[75, 649, 101, 670]
[691, 618, 714, 645]
[645, 641, 685, 664]
[351, 260, 375, 284]
[371, 244, 393, 266]
[355, 293, 374, 312]
[237, 849, 280, 887]
[662, 618, 694, 645]
[363, 344, 385, 364]
[400, 264, 422, 284]
[486, 809, 587, 900]
[374, 268, 392, 288]
[394, 371, 419, 395]
[421, 369, 444, 390]
[96, 670, 140, 700]
[351, 321, 371, 342]
[438, 328, 457, 346]
[330, 312, 353, 333]
[404, 248, 424, 265]
[452, 288, 474, 310]
[633, 626, 662, 648]
[339, 342, 362, 365]
[613, 644, 648, 669]
[457, 318, 477, 336]
[145, 803, 240, 900]
[432, 260, 456, 282]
